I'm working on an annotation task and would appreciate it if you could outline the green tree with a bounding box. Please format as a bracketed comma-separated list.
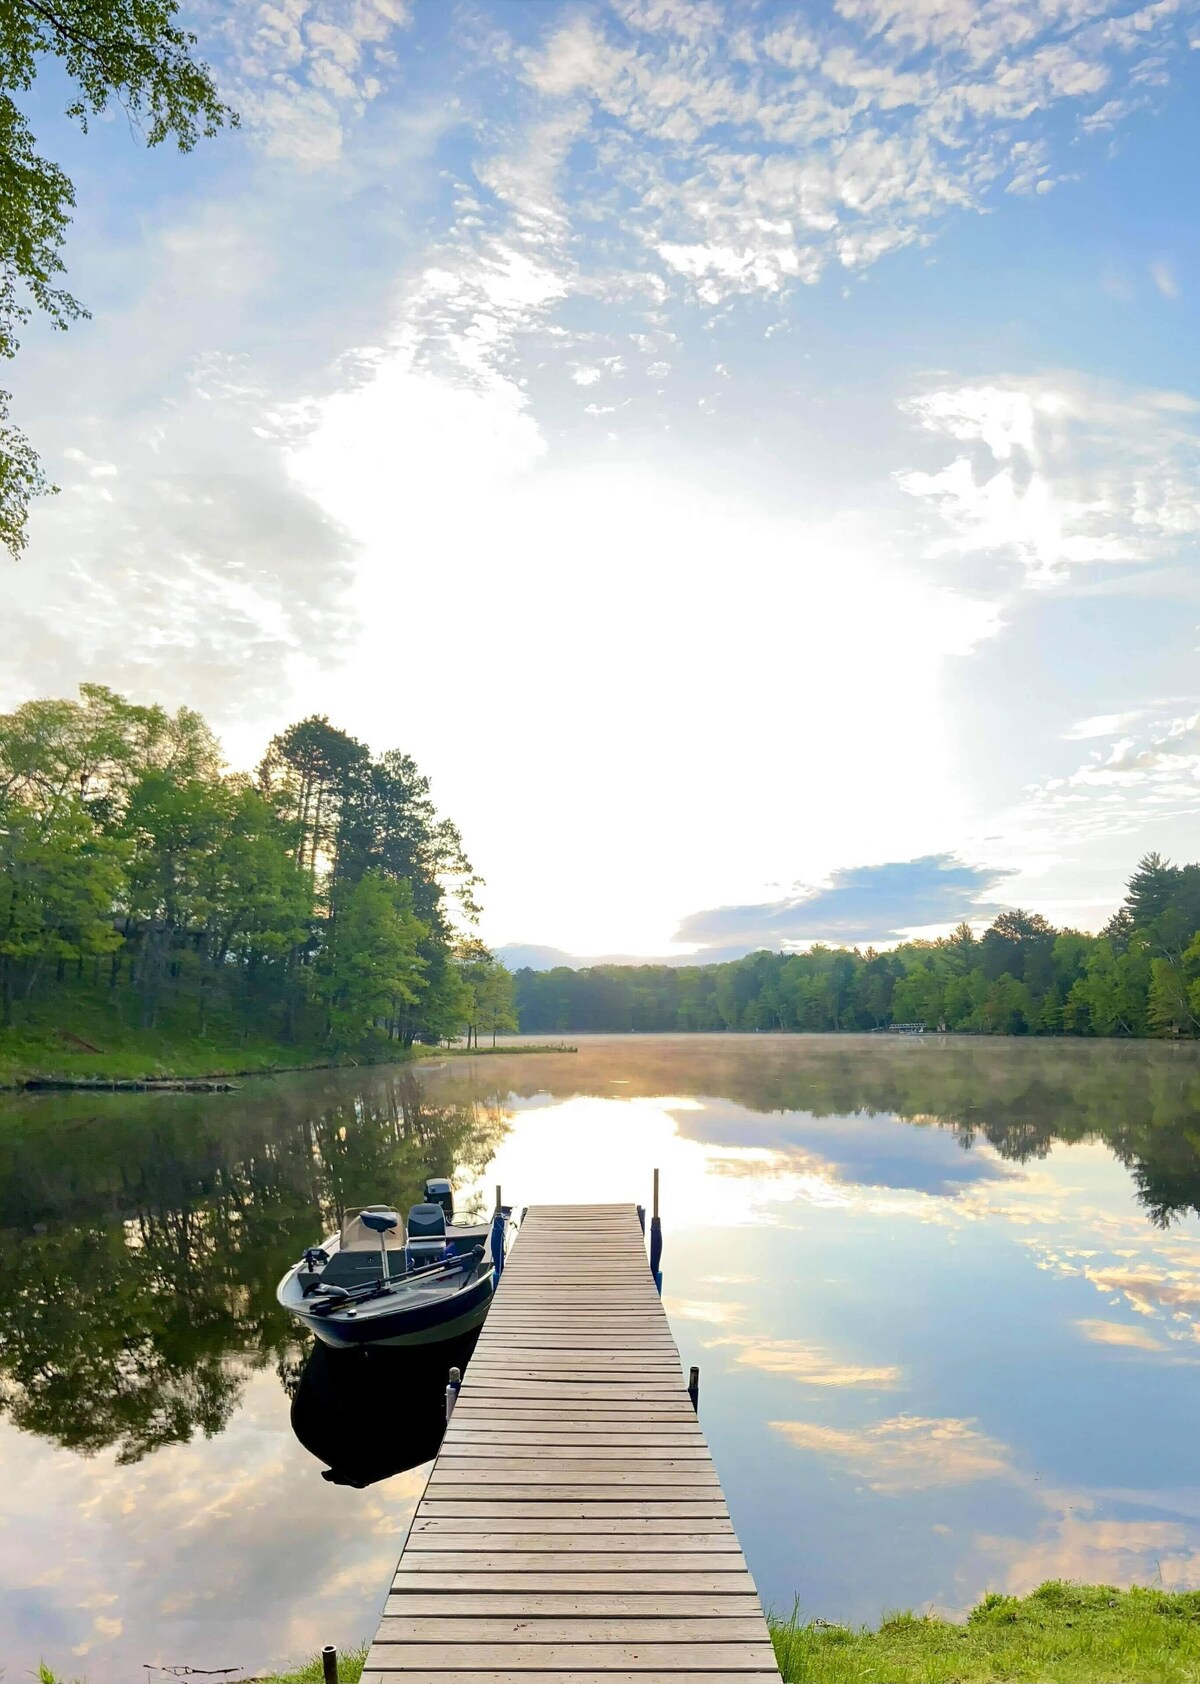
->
[0, 2, 234, 552]
[257, 715, 368, 893]
[981, 909, 1055, 984]
[466, 957, 519, 1047]
[1076, 937, 1150, 1036]
[980, 972, 1033, 1034]
[1125, 853, 1180, 928]
[316, 871, 427, 1048]
[119, 769, 236, 1026]
[0, 794, 124, 1022]
[0, 683, 218, 818]
[1148, 956, 1193, 1037]
[892, 956, 945, 1027]
[943, 967, 987, 1029]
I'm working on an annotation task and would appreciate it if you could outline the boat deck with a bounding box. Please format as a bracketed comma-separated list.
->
[363, 1202, 782, 1683]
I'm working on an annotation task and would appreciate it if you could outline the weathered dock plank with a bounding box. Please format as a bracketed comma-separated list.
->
[365, 1205, 781, 1680]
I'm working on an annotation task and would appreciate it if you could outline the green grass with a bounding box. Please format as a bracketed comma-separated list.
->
[769, 1582, 1200, 1683]
[34, 1646, 369, 1684]
[255, 1642, 368, 1684]
[0, 987, 412, 1088]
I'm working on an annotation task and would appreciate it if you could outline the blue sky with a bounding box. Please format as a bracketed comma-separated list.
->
[6, 0, 1200, 959]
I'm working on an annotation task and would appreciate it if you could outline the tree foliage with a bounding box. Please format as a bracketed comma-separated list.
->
[514, 855, 1200, 1041]
[0, 1, 234, 552]
[0, 686, 507, 1052]
[316, 872, 426, 1049]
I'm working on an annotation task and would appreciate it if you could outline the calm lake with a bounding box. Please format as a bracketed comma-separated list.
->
[4, 1034, 1200, 1676]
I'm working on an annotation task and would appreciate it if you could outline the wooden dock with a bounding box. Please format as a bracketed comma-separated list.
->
[363, 1203, 782, 1683]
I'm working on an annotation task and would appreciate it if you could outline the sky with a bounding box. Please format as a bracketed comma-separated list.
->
[5, 0, 1200, 962]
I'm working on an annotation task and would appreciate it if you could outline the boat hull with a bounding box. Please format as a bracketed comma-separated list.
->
[284, 1267, 495, 1350]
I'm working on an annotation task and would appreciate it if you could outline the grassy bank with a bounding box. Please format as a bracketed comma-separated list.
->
[0, 990, 416, 1089]
[769, 1582, 1200, 1682]
[38, 1646, 369, 1684]
[0, 1026, 336, 1087]
[257, 1644, 367, 1684]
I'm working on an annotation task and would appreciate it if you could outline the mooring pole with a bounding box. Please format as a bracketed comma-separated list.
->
[649, 1167, 663, 1294]
[322, 1646, 338, 1684]
[446, 1364, 461, 1421]
[688, 1365, 700, 1412]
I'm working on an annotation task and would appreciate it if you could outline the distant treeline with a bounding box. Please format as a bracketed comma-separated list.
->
[514, 857, 1200, 1038]
[0, 687, 515, 1051]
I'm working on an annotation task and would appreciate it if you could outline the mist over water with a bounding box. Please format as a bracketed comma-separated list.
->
[3, 1035, 1200, 1675]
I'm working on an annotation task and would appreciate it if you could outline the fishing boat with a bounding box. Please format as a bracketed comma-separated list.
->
[277, 1178, 509, 1350]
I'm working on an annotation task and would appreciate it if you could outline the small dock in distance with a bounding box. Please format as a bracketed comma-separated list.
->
[363, 1203, 782, 1683]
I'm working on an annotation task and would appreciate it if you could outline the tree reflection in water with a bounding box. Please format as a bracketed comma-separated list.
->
[5, 1038, 1200, 1468]
[422, 1035, 1200, 1227]
[0, 1068, 508, 1462]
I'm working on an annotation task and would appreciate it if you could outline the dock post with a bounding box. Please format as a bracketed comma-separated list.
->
[445, 1364, 461, 1421]
[688, 1364, 700, 1411]
[649, 1167, 663, 1293]
[321, 1646, 338, 1684]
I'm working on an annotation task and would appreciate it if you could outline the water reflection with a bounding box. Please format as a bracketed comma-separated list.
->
[5, 1036, 1200, 1674]
[427, 1036, 1200, 1226]
[0, 1069, 508, 1461]
[290, 1332, 478, 1488]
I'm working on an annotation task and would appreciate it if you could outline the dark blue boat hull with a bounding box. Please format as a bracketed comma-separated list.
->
[293, 1266, 495, 1349]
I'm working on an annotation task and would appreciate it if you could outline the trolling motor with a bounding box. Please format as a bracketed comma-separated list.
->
[299, 1246, 331, 1296]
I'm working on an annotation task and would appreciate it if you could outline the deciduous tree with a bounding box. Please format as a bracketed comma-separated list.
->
[0, 1, 234, 551]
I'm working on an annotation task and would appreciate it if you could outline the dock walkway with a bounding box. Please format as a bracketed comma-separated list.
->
[364, 1203, 782, 1683]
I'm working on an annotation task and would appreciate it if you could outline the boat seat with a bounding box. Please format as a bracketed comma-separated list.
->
[359, 1208, 400, 1235]
[341, 1205, 407, 1251]
[406, 1202, 448, 1269]
[407, 1203, 447, 1240]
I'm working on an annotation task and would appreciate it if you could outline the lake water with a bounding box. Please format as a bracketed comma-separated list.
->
[4, 1034, 1200, 1676]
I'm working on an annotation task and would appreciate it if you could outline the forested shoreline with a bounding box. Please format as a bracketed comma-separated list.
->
[0, 686, 515, 1078]
[514, 856, 1200, 1038]
[6, 684, 1200, 1066]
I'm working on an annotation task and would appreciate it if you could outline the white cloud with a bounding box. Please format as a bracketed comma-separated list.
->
[772, 1413, 1012, 1490]
[227, 0, 414, 164]
[1062, 712, 1147, 740]
[1015, 707, 1200, 844]
[897, 374, 1200, 584]
[1075, 1318, 1168, 1351]
[978, 1505, 1200, 1597]
[518, 0, 1188, 306]
[712, 1337, 902, 1387]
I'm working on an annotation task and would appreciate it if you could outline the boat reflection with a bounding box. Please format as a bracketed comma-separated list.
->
[290, 1328, 480, 1487]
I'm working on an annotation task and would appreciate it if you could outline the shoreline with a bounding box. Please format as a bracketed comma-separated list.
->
[0, 1039, 578, 1093]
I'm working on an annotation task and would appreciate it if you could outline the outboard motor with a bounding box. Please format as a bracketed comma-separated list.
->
[407, 1202, 448, 1270]
[424, 1178, 454, 1222]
